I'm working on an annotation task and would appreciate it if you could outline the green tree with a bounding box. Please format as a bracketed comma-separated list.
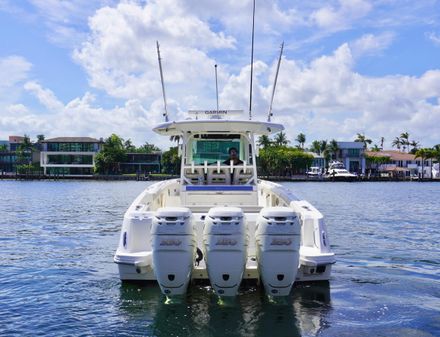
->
[310, 140, 321, 154]
[138, 142, 161, 153]
[274, 131, 289, 147]
[409, 140, 420, 154]
[0, 144, 7, 151]
[328, 139, 339, 160]
[371, 144, 381, 152]
[415, 148, 429, 179]
[295, 133, 306, 149]
[392, 137, 402, 151]
[257, 135, 272, 148]
[161, 146, 181, 175]
[355, 133, 372, 150]
[94, 134, 126, 174]
[400, 132, 410, 153]
[124, 139, 136, 152]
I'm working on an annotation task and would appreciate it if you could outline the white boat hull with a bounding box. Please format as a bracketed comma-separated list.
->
[114, 179, 336, 294]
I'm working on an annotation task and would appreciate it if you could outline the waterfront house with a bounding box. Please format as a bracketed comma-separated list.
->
[120, 152, 162, 174]
[335, 142, 366, 174]
[40, 137, 102, 176]
[0, 136, 36, 173]
[365, 150, 430, 178]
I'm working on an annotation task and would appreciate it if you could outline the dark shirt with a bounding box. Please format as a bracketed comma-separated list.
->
[223, 159, 243, 165]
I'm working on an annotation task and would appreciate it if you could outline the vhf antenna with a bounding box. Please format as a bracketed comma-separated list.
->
[215, 64, 219, 113]
[248, 0, 256, 121]
[156, 41, 169, 122]
[267, 41, 284, 122]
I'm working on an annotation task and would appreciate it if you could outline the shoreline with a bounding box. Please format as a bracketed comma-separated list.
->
[1, 173, 438, 182]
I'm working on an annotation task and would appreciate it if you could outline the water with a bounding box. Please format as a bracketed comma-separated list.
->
[0, 180, 439, 336]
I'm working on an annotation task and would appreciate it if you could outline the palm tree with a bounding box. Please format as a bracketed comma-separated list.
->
[409, 140, 420, 154]
[328, 139, 339, 160]
[415, 148, 428, 179]
[355, 133, 372, 150]
[426, 149, 435, 180]
[295, 133, 306, 149]
[37, 134, 45, 142]
[400, 132, 410, 153]
[380, 137, 385, 149]
[310, 140, 321, 154]
[391, 137, 402, 151]
[257, 135, 272, 148]
[124, 139, 136, 152]
[371, 144, 381, 152]
[274, 131, 289, 147]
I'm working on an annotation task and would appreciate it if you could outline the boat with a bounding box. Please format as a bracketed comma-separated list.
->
[114, 7, 335, 297]
[306, 166, 323, 177]
[325, 161, 358, 181]
[114, 112, 336, 297]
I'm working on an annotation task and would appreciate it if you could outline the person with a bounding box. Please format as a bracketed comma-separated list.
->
[223, 147, 243, 184]
[223, 147, 243, 165]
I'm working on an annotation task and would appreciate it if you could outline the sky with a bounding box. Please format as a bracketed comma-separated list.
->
[1, 0, 440, 150]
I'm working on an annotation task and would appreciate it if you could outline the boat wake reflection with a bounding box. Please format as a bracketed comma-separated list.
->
[117, 282, 332, 337]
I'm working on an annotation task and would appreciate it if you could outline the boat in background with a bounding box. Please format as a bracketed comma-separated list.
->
[325, 161, 358, 181]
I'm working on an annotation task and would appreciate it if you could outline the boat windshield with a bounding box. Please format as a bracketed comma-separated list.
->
[187, 134, 246, 165]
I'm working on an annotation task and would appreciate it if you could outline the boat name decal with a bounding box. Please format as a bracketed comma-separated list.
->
[215, 238, 237, 246]
[270, 238, 292, 246]
[160, 239, 182, 246]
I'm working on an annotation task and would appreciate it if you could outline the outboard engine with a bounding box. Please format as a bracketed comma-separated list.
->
[203, 207, 247, 296]
[255, 207, 300, 296]
[151, 207, 195, 296]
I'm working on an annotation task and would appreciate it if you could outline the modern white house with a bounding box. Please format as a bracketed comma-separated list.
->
[40, 137, 102, 176]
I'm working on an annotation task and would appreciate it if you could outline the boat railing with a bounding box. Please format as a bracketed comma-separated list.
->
[182, 160, 254, 185]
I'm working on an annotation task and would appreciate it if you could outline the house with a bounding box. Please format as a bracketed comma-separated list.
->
[335, 142, 366, 174]
[40, 137, 102, 176]
[120, 152, 162, 174]
[365, 150, 430, 178]
[0, 136, 35, 173]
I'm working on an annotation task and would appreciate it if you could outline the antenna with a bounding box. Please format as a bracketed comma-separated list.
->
[248, 0, 256, 121]
[215, 64, 219, 113]
[156, 41, 169, 122]
[267, 41, 284, 122]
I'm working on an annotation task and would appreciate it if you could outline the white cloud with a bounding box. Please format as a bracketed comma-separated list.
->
[426, 31, 440, 46]
[311, 0, 372, 32]
[73, 1, 236, 105]
[0, 56, 32, 106]
[24, 81, 64, 112]
[350, 32, 395, 58]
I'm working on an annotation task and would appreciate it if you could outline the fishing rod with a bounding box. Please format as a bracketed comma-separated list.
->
[248, 0, 256, 121]
[156, 41, 169, 122]
[267, 41, 284, 122]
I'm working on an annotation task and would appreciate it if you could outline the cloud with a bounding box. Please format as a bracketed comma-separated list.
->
[350, 32, 395, 58]
[73, 1, 236, 104]
[311, 0, 372, 32]
[426, 31, 440, 46]
[0, 56, 32, 105]
[24, 81, 64, 112]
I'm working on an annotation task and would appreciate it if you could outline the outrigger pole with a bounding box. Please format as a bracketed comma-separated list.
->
[215, 64, 219, 113]
[156, 41, 169, 122]
[248, 0, 256, 121]
[267, 41, 284, 122]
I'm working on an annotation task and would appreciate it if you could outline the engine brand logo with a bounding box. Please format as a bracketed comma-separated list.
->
[160, 239, 182, 246]
[215, 238, 237, 246]
[270, 238, 292, 246]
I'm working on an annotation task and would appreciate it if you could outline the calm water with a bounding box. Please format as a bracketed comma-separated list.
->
[0, 180, 439, 337]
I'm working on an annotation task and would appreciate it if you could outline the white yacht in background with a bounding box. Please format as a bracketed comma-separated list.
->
[325, 161, 357, 180]
[114, 112, 336, 297]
